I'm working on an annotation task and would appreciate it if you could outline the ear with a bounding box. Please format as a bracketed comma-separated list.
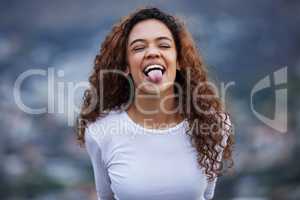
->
[124, 66, 130, 76]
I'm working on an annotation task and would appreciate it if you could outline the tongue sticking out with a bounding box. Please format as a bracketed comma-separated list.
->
[146, 69, 163, 83]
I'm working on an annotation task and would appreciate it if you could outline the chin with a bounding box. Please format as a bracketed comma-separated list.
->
[139, 81, 174, 95]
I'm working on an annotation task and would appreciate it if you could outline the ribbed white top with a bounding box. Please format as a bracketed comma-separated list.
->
[85, 110, 219, 200]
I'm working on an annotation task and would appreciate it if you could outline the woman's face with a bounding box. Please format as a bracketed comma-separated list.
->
[126, 19, 178, 95]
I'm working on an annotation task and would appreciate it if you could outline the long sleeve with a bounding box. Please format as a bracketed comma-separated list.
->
[203, 178, 217, 200]
[85, 127, 115, 200]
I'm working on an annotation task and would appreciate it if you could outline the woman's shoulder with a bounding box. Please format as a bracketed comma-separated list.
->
[85, 109, 126, 141]
[88, 109, 124, 127]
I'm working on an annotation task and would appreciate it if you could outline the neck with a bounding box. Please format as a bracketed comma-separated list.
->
[126, 87, 183, 129]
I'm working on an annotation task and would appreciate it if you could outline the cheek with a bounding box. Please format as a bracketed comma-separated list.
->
[128, 54, 141, 73]
[165, 49, 177, 62]
[165, 52, 177, 80]
[165, 52, 177, 69]
[128, 53, 145, 84]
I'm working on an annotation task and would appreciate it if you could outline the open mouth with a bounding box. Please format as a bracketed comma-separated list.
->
[143, 64, 166, 77]
[142, 64, 166, 84]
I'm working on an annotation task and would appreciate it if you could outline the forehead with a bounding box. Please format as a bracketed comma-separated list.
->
[127, 19, 174, 43]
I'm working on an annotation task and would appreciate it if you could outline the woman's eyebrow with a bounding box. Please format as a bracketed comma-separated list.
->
[155, 36, 172, 42]
[129, 39, 146, 47]
[129, 36, 173, 47]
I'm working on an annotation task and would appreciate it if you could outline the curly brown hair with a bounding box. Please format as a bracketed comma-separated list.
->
[76, 7, 234, 181]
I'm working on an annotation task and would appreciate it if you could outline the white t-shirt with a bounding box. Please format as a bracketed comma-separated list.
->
[85, 110, 222, 200]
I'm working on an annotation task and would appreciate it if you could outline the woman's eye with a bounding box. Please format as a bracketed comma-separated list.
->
[133, 46, 145, 51]
[159, 44, 171, 48]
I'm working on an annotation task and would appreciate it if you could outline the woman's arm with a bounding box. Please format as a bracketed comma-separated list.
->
[85, 127, 115, 200]
[203, 178, 217, 200]
[203, 113, 232, 200]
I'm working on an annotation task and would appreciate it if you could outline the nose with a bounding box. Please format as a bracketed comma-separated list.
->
[145, 46, 160, 59]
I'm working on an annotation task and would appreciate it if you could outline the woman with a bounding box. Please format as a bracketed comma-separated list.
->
[77, 7, 234, 200]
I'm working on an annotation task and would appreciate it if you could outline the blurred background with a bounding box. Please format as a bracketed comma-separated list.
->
[0, 0, 299, 199]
